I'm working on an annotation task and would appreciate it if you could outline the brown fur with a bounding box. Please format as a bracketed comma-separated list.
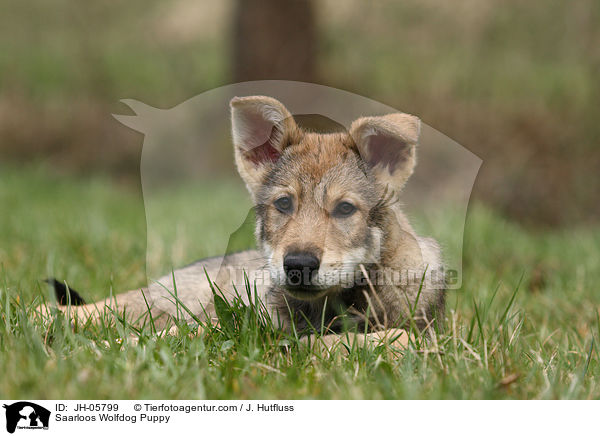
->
[231, 96, 445, 332]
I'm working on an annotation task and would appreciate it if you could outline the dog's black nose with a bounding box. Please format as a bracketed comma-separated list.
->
[283, 252, 320, 286]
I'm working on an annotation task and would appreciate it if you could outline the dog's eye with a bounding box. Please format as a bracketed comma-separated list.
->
[333, 201, 357, 218]
[274, 196, 293, 214]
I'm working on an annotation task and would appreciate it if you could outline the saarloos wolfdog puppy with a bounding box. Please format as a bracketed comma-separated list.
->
[40, 96, 446, 351]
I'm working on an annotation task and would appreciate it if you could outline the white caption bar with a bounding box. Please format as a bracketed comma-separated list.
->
[0, 400, 595, 435]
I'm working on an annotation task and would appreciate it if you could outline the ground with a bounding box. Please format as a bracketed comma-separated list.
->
[0, 164, 599, 399]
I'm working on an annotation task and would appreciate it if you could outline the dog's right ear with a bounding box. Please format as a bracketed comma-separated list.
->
[230, 96, 298, 199]
[350, 113, 421, 192]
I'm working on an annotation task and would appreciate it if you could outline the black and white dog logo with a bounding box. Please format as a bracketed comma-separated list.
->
[2, 402, 50, 433]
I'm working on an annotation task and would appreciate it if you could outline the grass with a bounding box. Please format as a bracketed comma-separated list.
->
[1, 164, 599, 399]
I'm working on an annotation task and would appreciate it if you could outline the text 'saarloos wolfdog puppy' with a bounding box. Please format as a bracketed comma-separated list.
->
[43, 96, 446, 350]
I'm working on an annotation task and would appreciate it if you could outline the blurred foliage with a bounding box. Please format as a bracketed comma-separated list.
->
[1, 0, 599, 224]
[319, 0, 600, 225]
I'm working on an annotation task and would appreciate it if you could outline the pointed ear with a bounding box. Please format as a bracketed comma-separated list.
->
[350, 113, 420, 191]
[230, 96, 298, 198]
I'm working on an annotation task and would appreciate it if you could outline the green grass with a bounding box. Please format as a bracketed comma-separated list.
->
[1, 165, 599, 399]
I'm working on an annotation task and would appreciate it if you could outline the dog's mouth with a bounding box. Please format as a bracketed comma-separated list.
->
[274, 263, 361, 300]
[282, 277, 354, 300]
[283, 284, 338, 301]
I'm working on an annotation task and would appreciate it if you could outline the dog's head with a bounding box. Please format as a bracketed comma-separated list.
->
[230, 96, 420, 300]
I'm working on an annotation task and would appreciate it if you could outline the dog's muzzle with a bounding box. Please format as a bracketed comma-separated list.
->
[283, 252, 320, 287]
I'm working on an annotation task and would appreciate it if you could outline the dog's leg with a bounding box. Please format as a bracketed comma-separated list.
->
[301, 328, 410, 358]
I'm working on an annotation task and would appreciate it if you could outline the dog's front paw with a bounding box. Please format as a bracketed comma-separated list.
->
[301, 328, 409, 358]
[366, 328, 410, 348]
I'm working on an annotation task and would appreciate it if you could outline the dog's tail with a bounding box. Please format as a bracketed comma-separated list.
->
[44, 278, 87, 305]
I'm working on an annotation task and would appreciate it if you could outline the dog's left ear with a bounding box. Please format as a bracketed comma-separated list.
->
[350, 113, 420, 191]
[230, 96, 298, 199]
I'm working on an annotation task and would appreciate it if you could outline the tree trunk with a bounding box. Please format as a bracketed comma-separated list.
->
[232, 0, 316, 83]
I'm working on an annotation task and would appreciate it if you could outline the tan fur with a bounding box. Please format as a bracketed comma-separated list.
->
[38, 96, 446, 353]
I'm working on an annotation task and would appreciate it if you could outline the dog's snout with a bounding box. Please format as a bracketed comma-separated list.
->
[283, 252, 320, 285]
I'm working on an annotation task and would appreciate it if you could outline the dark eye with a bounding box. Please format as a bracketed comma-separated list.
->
[274, 195, 293, 214]
[333, 201, 357, 218]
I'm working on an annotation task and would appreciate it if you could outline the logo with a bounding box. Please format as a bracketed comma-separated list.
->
[2, 402, 50, 434]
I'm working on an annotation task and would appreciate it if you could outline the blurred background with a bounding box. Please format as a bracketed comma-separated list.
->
[2, 1, 600, 400]
[1, 0, 598, 226]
